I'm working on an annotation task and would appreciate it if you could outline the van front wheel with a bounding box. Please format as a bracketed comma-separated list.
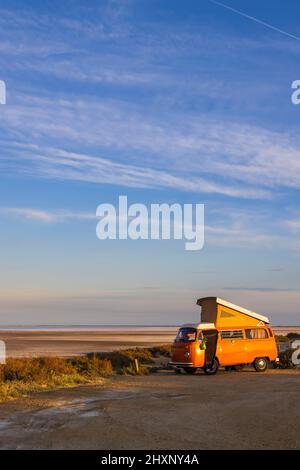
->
[204, 358, 219, 375]
[254, 357, 268, 372]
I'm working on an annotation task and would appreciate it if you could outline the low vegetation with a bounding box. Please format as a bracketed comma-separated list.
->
[3, 337, 298, 402]
[93, 344, 172, 370]
[0, 345, 172, 402]
[275, 333, 300, 343]
[0, 355, 112, 402]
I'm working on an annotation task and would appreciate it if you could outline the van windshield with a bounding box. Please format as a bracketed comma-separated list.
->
[175, 327, 197, 342]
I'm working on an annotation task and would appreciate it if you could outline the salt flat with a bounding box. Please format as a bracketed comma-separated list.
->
[0, 326, 298, 358]
[0, 327, 177, 358]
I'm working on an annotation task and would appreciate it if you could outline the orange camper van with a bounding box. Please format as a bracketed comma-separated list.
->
[170, 297, 279, 375]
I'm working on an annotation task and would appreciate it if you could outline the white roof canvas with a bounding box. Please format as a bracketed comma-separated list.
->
[216, 297, 269, 324]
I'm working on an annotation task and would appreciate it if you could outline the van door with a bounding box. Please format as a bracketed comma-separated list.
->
[203, 329, 218, 368]
[218, 329, 246, 365]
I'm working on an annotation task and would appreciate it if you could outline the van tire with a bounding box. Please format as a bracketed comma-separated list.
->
[184, 367, 197, 374]
[254, 357, 268, 372]
[204, 358, 219, 375]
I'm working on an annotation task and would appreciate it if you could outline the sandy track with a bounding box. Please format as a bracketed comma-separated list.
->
[0, 369, 299, 450]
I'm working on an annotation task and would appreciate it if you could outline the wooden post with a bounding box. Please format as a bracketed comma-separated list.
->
[134, 358, 140, 374]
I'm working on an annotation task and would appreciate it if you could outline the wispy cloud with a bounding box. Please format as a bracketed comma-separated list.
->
[285, 215, 300, 232]
[9, 145, 272, 198]
[223, 287, 296, 293]
[204, 206, 300, 250]
[0, 207, 96, 223]
[0, 2, 299, 203]
[1, 92, 300, 198]
[2, 203, 299, 253]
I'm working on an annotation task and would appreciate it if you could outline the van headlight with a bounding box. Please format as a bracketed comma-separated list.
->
[184, 352, 190, 358]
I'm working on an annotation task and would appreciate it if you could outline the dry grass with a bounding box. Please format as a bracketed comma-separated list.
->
[71, 355, 113, 377]
[92, 344, 172, 374]
[0, 355, 113, 402]
[0, 345, 172, 402]
[149, 344, 172, 357]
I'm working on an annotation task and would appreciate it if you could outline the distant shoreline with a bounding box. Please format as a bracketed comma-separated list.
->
[0, 325, 299, 359]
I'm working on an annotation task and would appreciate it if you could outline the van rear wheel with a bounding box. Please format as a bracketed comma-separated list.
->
[204, 358, 219, 375]
[254, 357, 268, 372]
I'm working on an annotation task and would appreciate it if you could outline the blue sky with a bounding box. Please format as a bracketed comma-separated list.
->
[0, 0, 300, 325]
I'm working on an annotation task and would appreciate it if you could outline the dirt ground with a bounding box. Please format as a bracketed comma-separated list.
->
[0, 368, 299, 450]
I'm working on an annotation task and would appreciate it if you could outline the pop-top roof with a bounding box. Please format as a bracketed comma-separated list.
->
[197, 297, 269, 324]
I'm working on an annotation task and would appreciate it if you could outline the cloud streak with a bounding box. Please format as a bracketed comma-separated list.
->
[1, 92, 300, 199]
[223, 287, 296, 293]
[209, 0, 300, 42]
[2, 204, 299, 252]
[8, 144, 271, 198]
[0, 207, 96, 223]
[0, 3, 299, 201]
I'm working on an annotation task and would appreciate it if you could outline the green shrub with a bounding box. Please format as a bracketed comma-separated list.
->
[1, 357, 74, 382]
[72, 355, 113, 377]
[92, 347, 155, 371]
[275, 335, 290, 343]
[0, 345, 172, 401]
[120, 364, 150, 376]
[286, 332, 300, 340]
[149, 344, 172, 357]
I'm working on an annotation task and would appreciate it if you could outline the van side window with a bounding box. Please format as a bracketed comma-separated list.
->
[245, 328, 268, 339]
[268, 328, 273, 337]
[221, 330, 243, 339]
